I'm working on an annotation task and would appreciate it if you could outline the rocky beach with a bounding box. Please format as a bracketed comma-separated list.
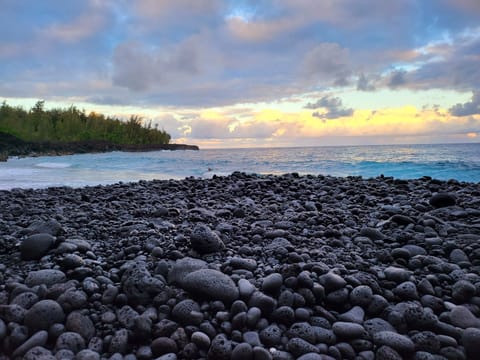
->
[1, 173, 480, 359]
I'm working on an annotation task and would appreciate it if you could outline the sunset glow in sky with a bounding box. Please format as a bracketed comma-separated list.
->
[1, 0, 479, 148]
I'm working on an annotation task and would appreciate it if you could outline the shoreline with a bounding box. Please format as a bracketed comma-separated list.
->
[0, 132, 199, 161]
[1, 173, 479, 358]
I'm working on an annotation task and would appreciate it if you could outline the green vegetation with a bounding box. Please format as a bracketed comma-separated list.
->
[0, 100, 171, 145]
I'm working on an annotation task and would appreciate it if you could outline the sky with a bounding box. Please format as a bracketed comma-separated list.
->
[1, 0, 480, 148]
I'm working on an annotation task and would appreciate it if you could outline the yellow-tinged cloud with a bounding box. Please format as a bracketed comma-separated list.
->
[223, 105, 480, 141]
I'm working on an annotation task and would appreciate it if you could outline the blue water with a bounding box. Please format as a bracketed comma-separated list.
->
[1, 143, 479, 189]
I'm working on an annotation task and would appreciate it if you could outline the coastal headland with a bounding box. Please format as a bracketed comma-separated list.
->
[0, 131, 198, 161]
[0, 173, 479, 359]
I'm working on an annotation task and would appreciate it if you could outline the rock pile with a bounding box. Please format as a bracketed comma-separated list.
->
[0, 172, 479, 359]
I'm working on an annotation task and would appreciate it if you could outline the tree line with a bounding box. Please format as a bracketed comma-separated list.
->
[0, 100, 171, 145]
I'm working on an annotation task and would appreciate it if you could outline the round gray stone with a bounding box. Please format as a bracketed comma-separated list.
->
[20, 233, 56, 260]
[167, 257, 207, 286]
[25, 269, 66, 287]
[24, 299, 65, 331]
[373, 331, 415, 354]
[462, 327, 480, 359]
[55, 331, 86, 353]
[182, 269, 239, 303]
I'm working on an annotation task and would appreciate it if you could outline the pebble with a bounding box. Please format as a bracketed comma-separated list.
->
[20, 233, 56, 260]
[208, 334, 232, 359]
[55, 331, 86, 353]
[231, 342, 253, 360]
[287, 322, 316, 344]
[393, 281, 419, 300]
[448, 306, 480, 328]
[171, 299, 201, 325]
[238, 278, 256, 299]
[24, 299, 65, 331]
[373, 331, 415, 354]
[462, 327, 480, 359]
[121, 260, 165, 305]
[338, 306, 365, 323]
[0, 173, 479, 359]
[259, 324, 282, 346]
[451, 280, 476, 302]
[287, 337, 319, 357]
[332, 321, 366, 338]
[248, 291, 277, 315]
[429, 193, 456, 208]
[151, 337, 177, 356]
[262, 273, 283, 294]
[319, 272, 347, 292]
[190, 224, 225, 254]
[11, 330, 48, 358]
[167, 257, 207, 286]
[182, 269, 239, 303]
[65, 311, 95, 342]
[191, 331, 211, 349]
[349, 285, 373, 307]
[25, 269, 66, 287]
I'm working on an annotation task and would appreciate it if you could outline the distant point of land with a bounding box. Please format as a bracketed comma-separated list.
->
[0, 101, 198, 160]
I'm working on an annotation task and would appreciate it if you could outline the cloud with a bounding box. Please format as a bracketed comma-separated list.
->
[135, 0, 222, 19]
[301, 43, 352, 86]
[388, 70, 407, 88]
[305, 95, 354, 120]
[357, 73, 376, 91]
[112, 32, 221, 93]
[449, 92, 480, 116]
[39, 13, 105, 44]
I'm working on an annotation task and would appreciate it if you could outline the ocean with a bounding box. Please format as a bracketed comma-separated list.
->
[1, 143, 479, 190]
